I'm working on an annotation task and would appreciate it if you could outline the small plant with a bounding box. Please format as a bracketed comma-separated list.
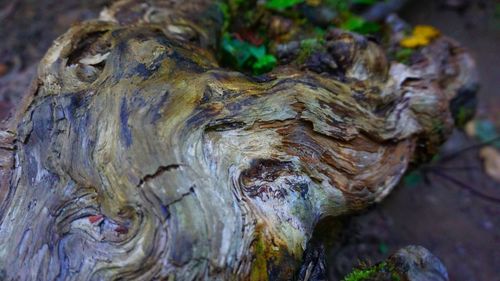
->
[342, 262, 401, 281]
[220, 34, 277, 75]
[218, 0, 386, 75]
[265, 0, 304, 10]
[341, 14, 381, 34]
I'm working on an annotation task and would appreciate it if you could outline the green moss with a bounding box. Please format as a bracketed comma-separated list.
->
[342, 262, 401, 281]
[296, 38, 324, 64]
[250, 236, 268, 281]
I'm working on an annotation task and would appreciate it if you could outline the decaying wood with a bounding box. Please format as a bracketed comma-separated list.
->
[0, 0, 478, 280]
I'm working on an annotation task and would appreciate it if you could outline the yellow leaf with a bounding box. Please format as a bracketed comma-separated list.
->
[399, 25, 440, 49]
[413, 25, 440, 39]
[479, 146, 500, 182]
[400, 36, 430, 48]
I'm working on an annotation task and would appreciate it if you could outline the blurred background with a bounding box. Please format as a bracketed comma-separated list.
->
[0, 0, 498, 280]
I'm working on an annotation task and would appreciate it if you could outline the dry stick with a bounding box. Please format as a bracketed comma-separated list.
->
[428, 169, 500, 204]
[417, 136, 500, 203]
[438, 136, 500, 163]
[428, 166, 482, 171]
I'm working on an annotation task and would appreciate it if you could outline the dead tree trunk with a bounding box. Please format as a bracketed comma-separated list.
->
[0, 0, 477, 280]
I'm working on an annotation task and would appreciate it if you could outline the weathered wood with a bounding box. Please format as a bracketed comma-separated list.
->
[0, 0, 477, 280]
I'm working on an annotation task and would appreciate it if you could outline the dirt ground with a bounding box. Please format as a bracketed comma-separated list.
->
[0, 0, 498, 280]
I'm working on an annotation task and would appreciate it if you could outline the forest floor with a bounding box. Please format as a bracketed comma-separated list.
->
[0, 0, 498, 280]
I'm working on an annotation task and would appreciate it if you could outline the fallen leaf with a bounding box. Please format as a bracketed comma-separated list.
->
[413, 25, 440, 39]
[479, 146, 500, 182]
[400, 36, 429, 48]
[399, 25, 440, 48]
[464, 120, 476, 137]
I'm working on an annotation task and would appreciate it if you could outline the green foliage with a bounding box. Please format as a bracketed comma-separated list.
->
[341, 15, 381, 34]
[343, 266, 378, 281]
[343, 262, 401, 281]
[265, 0, 305, 10]
[221, 34, 277, 75]
[253, 54, 277, 74]
[217, 2, 230, 32]
[218, 0, 384, 74]
[395, 48, 414, 64]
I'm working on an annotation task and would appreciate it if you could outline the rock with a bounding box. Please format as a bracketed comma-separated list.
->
[389, 245, 449, 281]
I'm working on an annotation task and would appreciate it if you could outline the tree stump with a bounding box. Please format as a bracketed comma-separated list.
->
[0, 0, 477, 280]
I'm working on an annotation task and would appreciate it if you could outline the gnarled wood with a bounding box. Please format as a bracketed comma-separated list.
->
[0, 0, 477, 280]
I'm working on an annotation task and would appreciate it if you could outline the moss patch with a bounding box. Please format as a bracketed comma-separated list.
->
[342, 262, 402, 281]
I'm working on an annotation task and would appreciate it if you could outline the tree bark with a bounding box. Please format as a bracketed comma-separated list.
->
[0, 0, 477, 280]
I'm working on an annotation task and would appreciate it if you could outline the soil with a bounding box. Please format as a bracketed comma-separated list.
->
[0, 0, 498, 280]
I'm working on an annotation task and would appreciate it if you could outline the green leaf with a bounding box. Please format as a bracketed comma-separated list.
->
[265, 0, 304, 10]
[220, 33, 277, 75]
[356, 21, 381, 34]
[249, 45, 266, 59]
[221, 35, 252, 68]
[341, 15, 381, 34]
[341, 16, 365, 30]
[253, 54, 277, 75]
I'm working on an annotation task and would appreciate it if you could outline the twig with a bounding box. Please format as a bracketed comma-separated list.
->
[427, 166, 482, 171]
[438, 136, 500, 163]
[428, 169, 500, 204]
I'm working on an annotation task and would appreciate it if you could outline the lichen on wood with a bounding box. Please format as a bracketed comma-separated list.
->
[0, 0, 477, 280]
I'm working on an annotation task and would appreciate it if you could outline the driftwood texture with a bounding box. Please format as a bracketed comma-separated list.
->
[0, 0, 477, 280]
